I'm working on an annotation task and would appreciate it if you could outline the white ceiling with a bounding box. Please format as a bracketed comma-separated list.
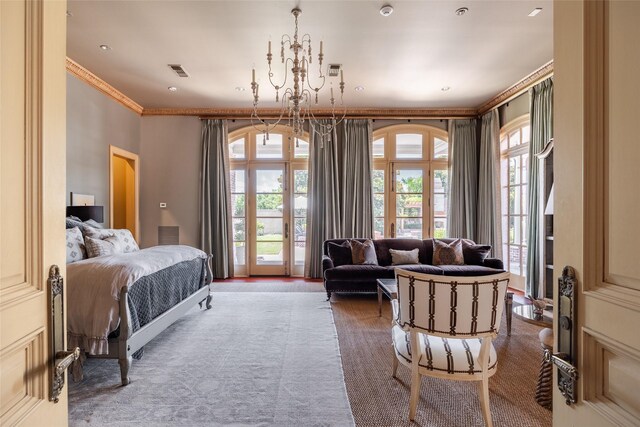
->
[66, 0, 553, 110]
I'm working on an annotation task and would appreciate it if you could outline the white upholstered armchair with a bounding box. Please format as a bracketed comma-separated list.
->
[391, 269, 510, 426]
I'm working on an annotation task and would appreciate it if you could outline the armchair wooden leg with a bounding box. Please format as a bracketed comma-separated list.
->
[477, 378, 493, 427]
[408, 367, 421, 420]
[392, 351, 399, 378]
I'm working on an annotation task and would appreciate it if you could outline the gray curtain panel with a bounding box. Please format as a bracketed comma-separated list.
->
[477, 109, 503, 259]
[525, 78, 553, 297]
[305, 119, 374, 278]
[340, 120, 374, 239]
[200, 119, 234, 279]
[305, 121, 341, 278]
[448, 119, 478, 240]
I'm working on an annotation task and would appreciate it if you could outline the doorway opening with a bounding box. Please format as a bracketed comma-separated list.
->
[109, 145, 139, 241]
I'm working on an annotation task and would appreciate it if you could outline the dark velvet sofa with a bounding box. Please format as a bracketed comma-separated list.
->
[322, 238, 505, 300]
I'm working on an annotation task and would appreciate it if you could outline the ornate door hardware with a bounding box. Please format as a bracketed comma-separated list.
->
[544, 265, 578, 405]
[48, 265, 80, 403]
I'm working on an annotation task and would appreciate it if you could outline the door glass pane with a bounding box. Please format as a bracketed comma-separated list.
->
[230, 170, 245, 193]
[372, 170, 385, 193]
[256, 218, 283, 240]
[233, 242, 246, 265]
[256, 194, 283, 216]
[294, 170, 308, 193]
[434, 137, 448, 159]
[373, 194, 385, 218]
[373, 138, 385, 158]
[395, 169, 422, 193]
[232, 194, 245, 217]
[233, 218, 245, 241]
[396, 194, 423, 217]
[509, 246, 521, 275]
[294, 139, 309, 158]
[434, 217, 447, 239]
[256, 134, 283, 158]
[257, 242, 283, 264]
[396, 218, 422, 239]
[396, 134, 422, 159]
[434, 194, 446, 217]
[229, 138, 245, 159]
[374, 218, 384, 239]
[294, 195, 307, 217]
[294, 241, 305, 266]
[522, 125, 531, 144]
[256, 170, 283, 193]
[294, 218, 306, 241]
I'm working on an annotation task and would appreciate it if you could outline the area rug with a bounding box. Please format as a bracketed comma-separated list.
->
[68, 292, 355, 427]
[331, 294, 552, 427]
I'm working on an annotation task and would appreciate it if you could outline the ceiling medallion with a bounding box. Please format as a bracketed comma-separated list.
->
[250, 8, 346, 145]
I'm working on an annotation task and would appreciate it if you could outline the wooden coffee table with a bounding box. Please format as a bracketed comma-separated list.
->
[376, 278, 397, 317]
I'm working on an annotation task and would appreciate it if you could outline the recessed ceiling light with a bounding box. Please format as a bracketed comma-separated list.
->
[168, 86, 177, 92]
[380, 5, 394, 17]
[528, 8, 543, 17]
[235, 87, 246, 92]
[354, 86, 365, 92]
[99, 44, 111, 51]
[441, 86, 451, 92]
[455, 7, 468, 16]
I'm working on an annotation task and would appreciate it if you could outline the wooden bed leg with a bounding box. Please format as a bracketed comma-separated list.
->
[119, 356, 132, 386]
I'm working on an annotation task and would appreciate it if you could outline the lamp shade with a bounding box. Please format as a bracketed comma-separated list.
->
[544, 184, 554, 215]
[66, 205, 104, 222]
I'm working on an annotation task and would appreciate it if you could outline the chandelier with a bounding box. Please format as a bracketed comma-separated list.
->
[250, 8, 346, 144]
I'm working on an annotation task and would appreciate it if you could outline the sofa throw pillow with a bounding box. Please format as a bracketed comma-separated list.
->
[390, 248, 420, 265]
[349, 239, 378, 265]
[66, 216, 83, 230]
[432, 239, 465, 266]
[84, 227, 140, 253]
[461, 240, 491, 265]
[66, 227, 86, 263]
[83, 219, 104, 229]
[327, 241, 352, 267]
[84, 236, 124, 258]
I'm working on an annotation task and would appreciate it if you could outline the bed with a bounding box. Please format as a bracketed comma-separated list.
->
[66, 235, 212, 386]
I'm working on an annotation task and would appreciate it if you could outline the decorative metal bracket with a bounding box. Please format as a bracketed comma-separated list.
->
[48, 265, 80, 403]
[545, 266, 578, 405]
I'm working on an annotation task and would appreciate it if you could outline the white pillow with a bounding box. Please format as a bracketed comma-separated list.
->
[84, 227, 139, 253]
[66, 227, 86, 263]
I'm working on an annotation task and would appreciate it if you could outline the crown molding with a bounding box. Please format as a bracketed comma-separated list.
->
[66, 57, 551, 119]
[66, 57, 143, 115]
[477, 60, 553, 115]
[141, 107, 478, 119]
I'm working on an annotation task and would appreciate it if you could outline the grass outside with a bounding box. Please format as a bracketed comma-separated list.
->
[256, 234, 283, 255]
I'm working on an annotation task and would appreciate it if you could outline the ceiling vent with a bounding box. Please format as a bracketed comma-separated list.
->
[168, 64, 189, 78]
[327, 64, 342, 77]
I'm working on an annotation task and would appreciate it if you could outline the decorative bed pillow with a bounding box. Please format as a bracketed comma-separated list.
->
[66, 227, 86, 263]
[84, 227, 139, 253]
[66, 216, 84, 230]
[83, 219, 104, 229]
[349, 239, 378, 265]
[327, 241, 352, 267]
[432, 239, 465, 266]
[84, 236, 123, 258]
[461, 240, 491, 265]
[390, 248, 420, 265]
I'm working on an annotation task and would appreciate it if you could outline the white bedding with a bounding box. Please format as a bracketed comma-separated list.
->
[67, 245, 207, 355]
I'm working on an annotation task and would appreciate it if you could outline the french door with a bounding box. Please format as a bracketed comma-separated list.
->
[249, 164, 290, 275]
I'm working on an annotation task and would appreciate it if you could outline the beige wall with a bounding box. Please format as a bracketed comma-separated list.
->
[139, 116, 201, 248]
[66, 74, 140, 226]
